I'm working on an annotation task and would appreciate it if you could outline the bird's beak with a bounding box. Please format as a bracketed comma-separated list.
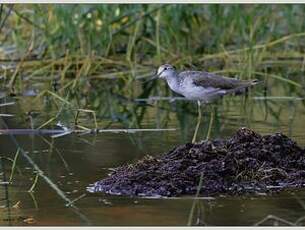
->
[142, 70, 163, 83]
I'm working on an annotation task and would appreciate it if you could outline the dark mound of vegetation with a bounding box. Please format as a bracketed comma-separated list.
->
[87, 128, 305, 197]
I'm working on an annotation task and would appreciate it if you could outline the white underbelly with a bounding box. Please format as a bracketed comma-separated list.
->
[180, 85, 226, 101]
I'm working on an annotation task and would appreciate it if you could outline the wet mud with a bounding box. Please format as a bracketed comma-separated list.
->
[87, 128, 305, 197]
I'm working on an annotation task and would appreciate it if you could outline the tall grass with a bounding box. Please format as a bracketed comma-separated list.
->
[1, 5, 304, 64]
[0, 4, 304, 133]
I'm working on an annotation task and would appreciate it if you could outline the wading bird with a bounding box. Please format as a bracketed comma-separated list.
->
[153, 64, 259, 143]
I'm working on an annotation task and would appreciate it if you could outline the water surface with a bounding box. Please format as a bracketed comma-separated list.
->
[0, 77, 305, 226]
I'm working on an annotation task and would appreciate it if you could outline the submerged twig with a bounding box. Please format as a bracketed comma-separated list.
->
[0, 102, 15, 107]
[295, 216, 305, 226]
[38, 135, 70, 171]
[0, 114, 14, 117]
[253, 96, 304, 101]
[254, 214, 295, 226]
[135, 96, 188, 102]
[0, 117, 92, 225]
[28, 173, 39, 193]
[65, 193, 87, 207]
[51, 130, 73, 138]
[0, 128, 177, 136]
[28, 192, 39, 210]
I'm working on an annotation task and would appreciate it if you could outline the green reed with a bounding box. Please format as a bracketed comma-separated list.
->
[0, 4, 305, 136]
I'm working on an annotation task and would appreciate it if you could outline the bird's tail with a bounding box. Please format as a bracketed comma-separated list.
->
[226, 79, 261, 95]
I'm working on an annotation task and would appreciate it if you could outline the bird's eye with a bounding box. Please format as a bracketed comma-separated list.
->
[164, 67, 167, 70]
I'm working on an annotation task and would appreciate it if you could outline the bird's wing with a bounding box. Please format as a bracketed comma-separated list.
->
[180, 71, 249, 90]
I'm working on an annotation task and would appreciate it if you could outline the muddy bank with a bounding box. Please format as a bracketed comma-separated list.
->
[87, 128, 305, 197]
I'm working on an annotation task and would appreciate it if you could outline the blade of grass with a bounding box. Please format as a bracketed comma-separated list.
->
[9, 148, 20, 182]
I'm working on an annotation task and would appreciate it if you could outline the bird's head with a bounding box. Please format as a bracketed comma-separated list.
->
[157, 64, 176, 79]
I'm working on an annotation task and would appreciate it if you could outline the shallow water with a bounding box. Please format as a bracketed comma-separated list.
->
[0, 78, 305, 226]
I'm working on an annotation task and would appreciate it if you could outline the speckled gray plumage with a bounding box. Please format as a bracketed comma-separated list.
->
[179, 71, 254, 89]
[157, 64, 259, 102]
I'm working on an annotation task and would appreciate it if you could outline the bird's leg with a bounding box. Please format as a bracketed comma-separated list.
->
[205, 105, 214, 140]
[192, 100, 202, 143]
